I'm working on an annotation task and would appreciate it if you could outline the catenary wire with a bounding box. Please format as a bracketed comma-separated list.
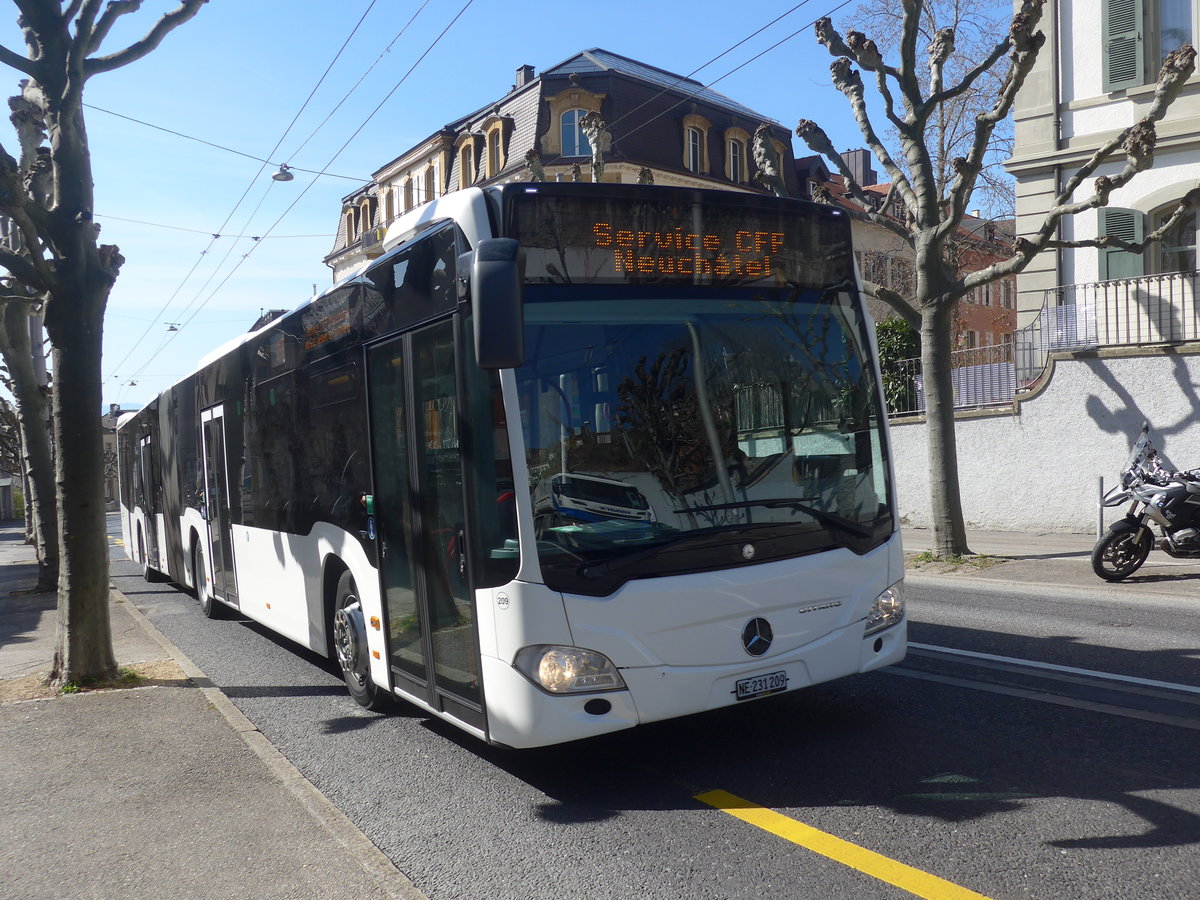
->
[121, 0, 477, 388]
[110, 1, 381, 388]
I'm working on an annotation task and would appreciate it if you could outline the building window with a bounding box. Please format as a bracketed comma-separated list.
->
[1000, 279, 1014, 309]
[344, 210, 357, 243]
[487, 129, 502, 178]
[403, 179, 414, 211]
[424, 166, 437, 203]
[728, 137, 745, 183]
[686, 127, 703, 173]
[1153, 203, 1197, 273]
[460, 145, 474, 189]
[561, 109, 591, 157]
[1104, 0, 1193, 90]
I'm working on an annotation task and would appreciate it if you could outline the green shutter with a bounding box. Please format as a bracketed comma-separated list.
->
[1103, 0, 1145, 91]
[1099, 207, 1145, 279]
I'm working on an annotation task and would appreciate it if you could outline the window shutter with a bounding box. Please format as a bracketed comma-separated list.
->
[1099, 207, 1145, 279]
[1103, 0, 1145, 91]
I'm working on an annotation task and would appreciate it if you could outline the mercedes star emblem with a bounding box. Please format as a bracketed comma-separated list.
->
[741, 617, 773, 656]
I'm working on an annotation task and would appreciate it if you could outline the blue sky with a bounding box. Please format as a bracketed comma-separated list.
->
[0, 0, 994, 408]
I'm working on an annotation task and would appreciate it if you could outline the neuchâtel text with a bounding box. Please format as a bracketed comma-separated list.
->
[592, 223, 786, 278]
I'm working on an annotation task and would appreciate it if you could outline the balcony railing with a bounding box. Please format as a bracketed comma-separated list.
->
[885, 271, 1200, 418]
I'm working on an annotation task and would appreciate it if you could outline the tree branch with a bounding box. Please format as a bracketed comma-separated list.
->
[864, 280, 921, 329]
[0, 244, 47, 290]
[938, 1, 1047, 244]
[89, 1, 142, 56]
[795, 117, 914, 241]
[83, 0, 206, 78]
[0, 41, 37, 77]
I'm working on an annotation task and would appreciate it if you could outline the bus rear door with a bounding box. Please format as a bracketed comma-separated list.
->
[199, 405, 239, 606]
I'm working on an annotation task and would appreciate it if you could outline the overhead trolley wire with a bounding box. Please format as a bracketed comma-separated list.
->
[110, 0, 383, 388]
[121, 0, 478, 388]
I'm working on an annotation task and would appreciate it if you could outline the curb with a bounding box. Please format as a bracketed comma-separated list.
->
[903, 572, 1200, 608]
[115, 587, 428, 900]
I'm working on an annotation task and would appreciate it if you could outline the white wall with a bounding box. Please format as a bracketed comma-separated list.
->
[891, 348, 1200, 532]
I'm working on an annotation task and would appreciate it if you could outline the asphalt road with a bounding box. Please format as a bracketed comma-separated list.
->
[107, 517, 1200, 900]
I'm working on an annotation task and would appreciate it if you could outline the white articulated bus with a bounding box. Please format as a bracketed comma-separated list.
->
[118, 183, 905, 748]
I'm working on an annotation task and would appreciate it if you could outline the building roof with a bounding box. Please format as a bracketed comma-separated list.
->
[541, 48, 776, 124]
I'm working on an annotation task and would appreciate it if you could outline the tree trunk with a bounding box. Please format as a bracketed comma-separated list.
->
[2, 301, 57, 590]
[920, 302, 972, 557]
[47, 296, 115, 684]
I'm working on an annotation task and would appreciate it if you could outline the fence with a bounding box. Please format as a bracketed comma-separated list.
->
[886, 270, 1200, 418]
[884, 344, 1016, 417]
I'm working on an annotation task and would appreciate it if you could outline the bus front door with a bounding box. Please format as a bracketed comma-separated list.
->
[200, 405, 238, 606]
[367, 320, 484, 732]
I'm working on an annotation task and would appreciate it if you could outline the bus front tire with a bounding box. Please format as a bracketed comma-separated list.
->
[332, 570, 389, 712]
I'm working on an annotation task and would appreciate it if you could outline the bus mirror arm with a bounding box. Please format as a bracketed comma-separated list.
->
[460, 238, 524, 370]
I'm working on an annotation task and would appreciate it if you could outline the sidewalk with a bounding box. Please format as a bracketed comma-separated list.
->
[0, 523, 425, 900]
[902, 525, 1200, 599]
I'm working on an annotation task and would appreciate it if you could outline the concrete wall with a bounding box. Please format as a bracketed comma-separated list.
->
[890, 346, 1200, 532]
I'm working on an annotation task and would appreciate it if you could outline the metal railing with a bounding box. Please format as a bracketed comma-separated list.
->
[885, 271, 1200, 418]
[884, 344, 1016, 417]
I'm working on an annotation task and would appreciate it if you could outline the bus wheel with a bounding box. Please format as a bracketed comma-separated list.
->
[192, 541, 223, 619]
[332, 570, 388, 711]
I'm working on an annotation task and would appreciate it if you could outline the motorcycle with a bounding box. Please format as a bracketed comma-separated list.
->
[1093, 423, 1200, 581]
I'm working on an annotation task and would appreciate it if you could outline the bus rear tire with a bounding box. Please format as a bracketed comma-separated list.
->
[332, 570, 389, 712]
[192, 541, 223, 619]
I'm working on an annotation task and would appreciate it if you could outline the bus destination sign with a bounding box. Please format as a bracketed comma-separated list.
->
[591, 223, 785, 281]
[509, 189, 851, 289]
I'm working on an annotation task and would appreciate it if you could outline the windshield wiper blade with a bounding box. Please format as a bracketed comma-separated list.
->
[672, 499, 873, 539]
[577, 534, 701, 581]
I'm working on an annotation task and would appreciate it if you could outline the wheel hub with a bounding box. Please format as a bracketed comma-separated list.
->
[334, 601, 369, 685]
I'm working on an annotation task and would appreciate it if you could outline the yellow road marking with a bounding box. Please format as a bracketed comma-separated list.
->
[695, 790, 993, 900]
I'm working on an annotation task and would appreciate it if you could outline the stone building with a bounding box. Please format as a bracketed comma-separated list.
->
[325, 48, 798, 281]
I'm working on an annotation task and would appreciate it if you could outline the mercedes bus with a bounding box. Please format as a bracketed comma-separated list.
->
[118, 182, 906, 748]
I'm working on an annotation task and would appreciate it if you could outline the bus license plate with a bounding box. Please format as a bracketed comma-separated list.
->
[734, 670, 788, 701]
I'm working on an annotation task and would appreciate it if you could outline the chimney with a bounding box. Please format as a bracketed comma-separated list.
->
[841, 148, 877, 187]
[109, 403, 119, 417]
[515, 65, 535, 88]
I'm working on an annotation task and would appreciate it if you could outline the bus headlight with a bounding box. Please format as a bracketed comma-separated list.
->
[864, 582, 904, 636]
[513, 645, 626, 694]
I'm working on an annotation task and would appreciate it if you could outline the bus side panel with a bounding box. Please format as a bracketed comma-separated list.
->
[228, 522, 386, 679]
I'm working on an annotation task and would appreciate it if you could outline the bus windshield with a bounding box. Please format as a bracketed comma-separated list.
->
[515, 289, 893, 596]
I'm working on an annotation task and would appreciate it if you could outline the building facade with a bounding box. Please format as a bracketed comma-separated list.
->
[1007, 0, 1200, 352]
[325, 49, 798, 281]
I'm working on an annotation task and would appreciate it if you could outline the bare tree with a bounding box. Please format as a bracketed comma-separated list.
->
[840, 0, 1013, 218]
[0, 1, 206, 685]
[0, 290, 56, 588]
[795, 0, 1197, 556]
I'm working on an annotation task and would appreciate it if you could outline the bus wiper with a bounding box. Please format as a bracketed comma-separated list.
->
[672, 499, 873, 539]
[577, 534, 700, 581]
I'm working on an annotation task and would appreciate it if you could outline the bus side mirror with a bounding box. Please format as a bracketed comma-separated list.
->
[459, 238, 524, 370]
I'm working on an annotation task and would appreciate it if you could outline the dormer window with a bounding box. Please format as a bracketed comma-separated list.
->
[681, 114, 711, 175]
[724, 127, 751, 184]
[561, 109, 592, 157]
[460, 143, 475, 189]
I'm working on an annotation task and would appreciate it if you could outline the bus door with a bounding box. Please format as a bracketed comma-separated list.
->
[137, 434, 160, 568]
[199, 405, 239, 606]
[366, 319, 484, 731]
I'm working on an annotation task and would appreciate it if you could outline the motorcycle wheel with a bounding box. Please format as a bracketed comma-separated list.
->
[1091, 526, 1152, 581]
